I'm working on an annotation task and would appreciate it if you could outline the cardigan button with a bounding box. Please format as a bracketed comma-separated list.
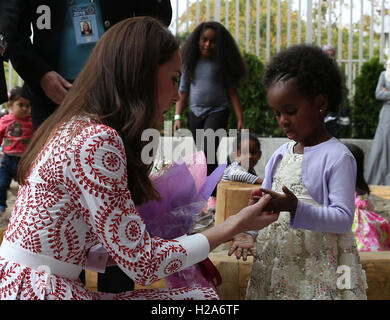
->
[104, 20, 111, 28]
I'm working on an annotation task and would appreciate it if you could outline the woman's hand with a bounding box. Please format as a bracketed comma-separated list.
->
[232, 194, 279, 234]
[202, 194, 278, 252]
[228, 232, 256, 261]
[260, 186, 298, 213]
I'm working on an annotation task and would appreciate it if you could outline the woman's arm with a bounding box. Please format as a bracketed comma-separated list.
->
[75, 125, 277, 285]
[375, 73, 390, 101]
[227, 88, 245, 130]
[202, 195, 277, 251]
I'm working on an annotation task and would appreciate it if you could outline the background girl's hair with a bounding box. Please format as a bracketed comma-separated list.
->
[17, 17, 179, 205]
[227, 132, 261, 165]
[181, 21, 247, 86]
[9, 86, 28, 102]
[263, 44, 345, 113]
[344, 143, 370, 195]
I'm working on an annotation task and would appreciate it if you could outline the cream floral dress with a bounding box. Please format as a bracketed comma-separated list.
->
[246, 142, 367, 300]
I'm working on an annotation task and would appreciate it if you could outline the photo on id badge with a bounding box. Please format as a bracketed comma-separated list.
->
[80, 21, 93, 36]
[72, 5, 99, 45]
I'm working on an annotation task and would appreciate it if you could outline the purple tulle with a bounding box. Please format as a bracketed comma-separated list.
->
[135, 152, 226, 289]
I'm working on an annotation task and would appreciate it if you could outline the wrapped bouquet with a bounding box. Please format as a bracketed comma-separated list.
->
[86, 152, 225, 290]
[136, 151, 226, 290]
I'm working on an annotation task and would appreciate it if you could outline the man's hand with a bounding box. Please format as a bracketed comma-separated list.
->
[40, 71, 72, 105]
[228, 232, 256, 261]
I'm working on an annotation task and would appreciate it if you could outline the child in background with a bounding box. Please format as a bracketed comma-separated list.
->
[221, 132, 262, 184]
[345, 143, 390, 251]
[0, 86, 33, 212]
[174, 21, 247, 212]
[229, 44, 367, 299]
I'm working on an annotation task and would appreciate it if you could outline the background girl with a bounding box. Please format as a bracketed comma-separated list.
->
[229, 44, 367, 299]
[221, 132, 262, 185]
[174, 21, 247, 212]
[345, 143, 390, 251]
[0, 86, 33, 213]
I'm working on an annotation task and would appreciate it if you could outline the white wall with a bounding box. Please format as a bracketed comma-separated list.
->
[155, 136, 373, 178]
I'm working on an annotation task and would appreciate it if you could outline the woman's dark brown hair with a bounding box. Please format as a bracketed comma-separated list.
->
[17, 16, 179, 205]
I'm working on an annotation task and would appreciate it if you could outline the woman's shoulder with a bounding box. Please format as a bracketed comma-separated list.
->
[63, 116, 122, 144]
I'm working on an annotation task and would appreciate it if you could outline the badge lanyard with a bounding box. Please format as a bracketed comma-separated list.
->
[69, 0, 100, 46]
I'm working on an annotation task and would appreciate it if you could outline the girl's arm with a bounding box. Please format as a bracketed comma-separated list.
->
[261, 154, 356, 234]
[227, 88, 245, 130]
[226, 164, 261, 184]
[173, 91, 188, 132]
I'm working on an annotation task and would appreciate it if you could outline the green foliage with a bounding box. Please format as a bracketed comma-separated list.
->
[351, 57, 384, 138]
[228, 52, 282, 136]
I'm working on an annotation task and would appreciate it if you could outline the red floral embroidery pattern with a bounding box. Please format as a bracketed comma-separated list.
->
[125, 220, 142, 242]
[164, 259, 183, 275]
[102, 151, 121, 172]
[0, 117, 217, 300]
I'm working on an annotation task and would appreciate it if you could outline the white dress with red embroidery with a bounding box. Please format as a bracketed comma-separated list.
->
[0, 117, 218, 300]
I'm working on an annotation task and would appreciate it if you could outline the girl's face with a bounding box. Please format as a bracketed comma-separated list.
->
[237, 139, 261, 170]
[156, 50, 181, 124]
[9, 97, 31, 119]
[267, 79, 329, 148]
[199, 28, 216, 59]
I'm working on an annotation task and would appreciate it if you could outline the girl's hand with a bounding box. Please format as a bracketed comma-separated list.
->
[173, 119, 181, 132]
[237, 119, 245, 131]
[260, 186, 298, 213]
[255, 178, 263, 185]
[228, 232, 256, 261]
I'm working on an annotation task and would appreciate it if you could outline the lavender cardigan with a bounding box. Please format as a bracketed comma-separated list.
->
[247, 138, 356, 238]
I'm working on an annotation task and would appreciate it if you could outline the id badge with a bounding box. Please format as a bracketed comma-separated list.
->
[72, 4, 100, 45]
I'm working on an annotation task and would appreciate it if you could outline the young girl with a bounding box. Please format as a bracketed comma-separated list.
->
[0, 86, 33, 212]
[229, 44, 367, 299]
[345, 143, 390, 251]
[221, 132, 262, 184]
[174, 21, 247, 211]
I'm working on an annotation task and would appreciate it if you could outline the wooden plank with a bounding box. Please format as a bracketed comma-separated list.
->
[360, 251, 390, 300]
[215, 181, 259, 226]
[370, 185, 390, 200]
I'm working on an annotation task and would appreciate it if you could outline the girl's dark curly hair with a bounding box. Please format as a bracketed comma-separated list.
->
[227, 132, 261, 166]
[263, 44, 345, 113]
[181, 21, 247, 86]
